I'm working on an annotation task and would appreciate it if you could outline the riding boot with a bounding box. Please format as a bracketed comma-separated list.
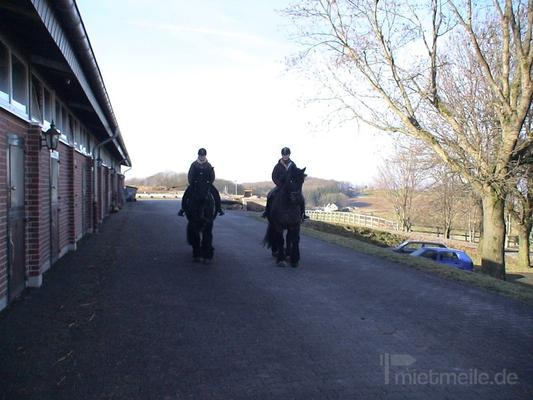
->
[300, 199, 308, 221]
[262, 196, 271, 218]
[179, 187, 190, 216]
[211, 185, 224, 216]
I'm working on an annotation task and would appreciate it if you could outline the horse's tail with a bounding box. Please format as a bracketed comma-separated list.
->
[263, 222, 274, 249]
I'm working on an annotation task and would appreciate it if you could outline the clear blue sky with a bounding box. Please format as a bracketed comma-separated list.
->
[77, 0, 393, 184]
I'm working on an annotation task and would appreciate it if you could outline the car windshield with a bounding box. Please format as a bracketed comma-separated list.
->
[420, 249, 438, 260]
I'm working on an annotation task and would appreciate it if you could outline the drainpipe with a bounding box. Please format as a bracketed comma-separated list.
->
[92, 129, 119, 231]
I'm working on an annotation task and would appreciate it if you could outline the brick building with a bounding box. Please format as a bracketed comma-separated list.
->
[0, 0, 131, 311]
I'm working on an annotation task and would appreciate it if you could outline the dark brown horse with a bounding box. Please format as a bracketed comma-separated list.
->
[263, 167, 307, 267]
[182, 178, 217, 263]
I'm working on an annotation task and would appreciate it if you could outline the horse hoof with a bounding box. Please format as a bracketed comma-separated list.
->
[203, 258, 212, 265]
[291, 262, 299, 268]
[276, 261, 287, 267]
[193, 257, 201, 262]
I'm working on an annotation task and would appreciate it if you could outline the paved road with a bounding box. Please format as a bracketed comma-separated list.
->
[1, 201, 532, 400]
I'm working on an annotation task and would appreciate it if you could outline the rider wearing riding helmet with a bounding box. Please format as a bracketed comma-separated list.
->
[262, 147, 307, 220]
[178, 148, 224, 216]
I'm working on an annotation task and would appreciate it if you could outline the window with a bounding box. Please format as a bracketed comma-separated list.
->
[421, 250, 438, 260]
[31, 76, 43, 122]
[68, 114, 76, 144]
[72, 118, 80, 147]
[0, 42, 8, 101]
[441, 252, 459, 262]
[404, 242, 422, 252]
[81, 128, 89, 154]
[62, 106, 68, 141]
[55, 100, 62, 131]
[11, 54, 27, 113]
[43, 87, 52, 123]
[78, 127, 85, 153]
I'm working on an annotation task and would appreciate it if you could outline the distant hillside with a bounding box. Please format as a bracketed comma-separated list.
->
[242, 177, 361, 207]
[126, 171, 189, 190]
[125, 171, 247, 194]
[127, 171, 361, 207]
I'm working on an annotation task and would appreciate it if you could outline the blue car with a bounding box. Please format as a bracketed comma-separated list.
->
[410, 247, 474, 271]
[392, 240, 448, 254]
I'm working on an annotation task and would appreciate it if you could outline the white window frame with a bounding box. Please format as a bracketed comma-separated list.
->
[10, 52, 28, 114]
[43, 84, 53, 128]
[0, 35, 30, 119]
[30, 74, 44, 123]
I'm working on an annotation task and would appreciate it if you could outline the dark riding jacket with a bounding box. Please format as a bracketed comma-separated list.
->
[272, 158, 297, 187]
[188, 160, 215, 185]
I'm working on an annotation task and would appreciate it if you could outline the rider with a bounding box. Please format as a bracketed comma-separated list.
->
[178, 148, 224, 216]
[262, 147, 307, 220]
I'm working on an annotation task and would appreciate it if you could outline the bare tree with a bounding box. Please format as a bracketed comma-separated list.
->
[507, 163, 533, 269]
[463, 190, 483, 244]
[429, 164, 464, 239]
[377, 141, 426, 231]
[285, 0, 533, 278]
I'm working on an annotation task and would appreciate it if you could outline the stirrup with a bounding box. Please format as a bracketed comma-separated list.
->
[178, 209, 185, 216]
[218, 209, 225, 216]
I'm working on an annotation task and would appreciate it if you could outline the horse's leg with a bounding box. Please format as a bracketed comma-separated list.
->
[201, 221, 214, 261]
[285, 230, 292, 261]
[187, 222, 201, 260]
[271, 233, 278, 258]
[288, 225, 301, 267]
[275, 227, 286, 265]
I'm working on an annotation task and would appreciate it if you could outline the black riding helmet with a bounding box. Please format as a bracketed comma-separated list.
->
[198, 148, 207, 156]
[281, 147, 291, 156]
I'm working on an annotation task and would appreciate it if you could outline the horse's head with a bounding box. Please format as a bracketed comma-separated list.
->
[190, 175, 212, 202]
[285, 167, 307, 204]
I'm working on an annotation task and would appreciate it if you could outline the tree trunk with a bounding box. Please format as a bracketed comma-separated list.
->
[517, 221, 532, 270]
[480, 189, 506, 279]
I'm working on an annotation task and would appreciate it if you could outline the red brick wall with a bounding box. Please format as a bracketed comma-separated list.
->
[1, 109, 126, 306]
[58, 143, 72, 253]
[73, 151, 84, 240]
[118, 174, 125, 208]
[26, 123, 51, 280]
[104, 167, 110, 218]
[0, 109, 29, 300]
[85, 158, 93, 233]
[95, 165, 103, 225]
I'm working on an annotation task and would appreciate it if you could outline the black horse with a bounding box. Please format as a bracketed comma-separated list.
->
[182, 178, 217, 263]
[263, 167, 307, 267]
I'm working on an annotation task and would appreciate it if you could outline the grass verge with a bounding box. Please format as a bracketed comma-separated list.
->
[248, 214, 533, 305]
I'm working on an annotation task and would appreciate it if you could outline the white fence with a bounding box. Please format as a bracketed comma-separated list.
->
[136, 192, 183, 199]
[306, 210, 399, 231]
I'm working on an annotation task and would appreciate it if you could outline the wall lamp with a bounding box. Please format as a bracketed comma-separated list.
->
[41, 121, 61, 151]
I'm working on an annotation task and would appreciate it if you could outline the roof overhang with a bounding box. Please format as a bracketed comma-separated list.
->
[0, 0, 131, 166]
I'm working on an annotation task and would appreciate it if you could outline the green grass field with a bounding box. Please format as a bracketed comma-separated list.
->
[248, 214, 533, 305]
